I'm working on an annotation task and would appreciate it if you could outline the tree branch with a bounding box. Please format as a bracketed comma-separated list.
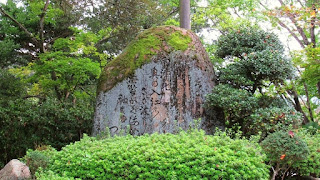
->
[259, 2, 305, 48]
[310, 4, 316, 47]
[0, 5, 39, 45]
[297, 0, 304, 7]
[232, 7, 241, 18]
[277, 20, 306, 48]
[278, 0, 310, 46]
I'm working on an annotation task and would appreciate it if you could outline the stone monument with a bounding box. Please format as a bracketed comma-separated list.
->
[93, 26, 223, 136]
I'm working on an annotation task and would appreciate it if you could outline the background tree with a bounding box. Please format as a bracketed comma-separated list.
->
[257, 0, 320, 122]
[0, 0, 181, 167]
[192, 0, 260, 34]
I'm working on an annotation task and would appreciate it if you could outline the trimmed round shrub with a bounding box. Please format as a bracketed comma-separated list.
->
[37, 130, 270, 179]
[292, 129, 320, 177]
[261, 130, 309, 164]
[261, 130, 309, 179]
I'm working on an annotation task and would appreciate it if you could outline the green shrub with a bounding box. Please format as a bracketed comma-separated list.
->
[215, 27, 294, 91]
[261, 130, 309, 179]
[292, 129, 320, 177]
[206, 27, 297, 140]
[22, 145, 57, 176]
[205, 84, 258, 127]
[205, 85, 301, 139]
[0, 98, 93, 168]
[24, 151, 49, 176]
[36, 170, 76, 180]
[247, 107, 302, 138]
[37, 130, 270, 179]
[0, 69, 26, 104]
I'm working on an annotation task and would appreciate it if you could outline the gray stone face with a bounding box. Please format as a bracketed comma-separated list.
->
[93, 26, 224, 136]
[93, 51, 223, 136]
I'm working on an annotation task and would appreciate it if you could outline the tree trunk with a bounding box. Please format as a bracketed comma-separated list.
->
[51, 71, 62, 100]
[39, 0, 50, 53]
[290, 89, 309, 124]
[179, 0, 191, 29]
[272, 163, 280, 180]
[303, 82, 314, 122]
[310, 4, 316, 47]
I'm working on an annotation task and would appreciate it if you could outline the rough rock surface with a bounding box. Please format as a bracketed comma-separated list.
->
[0, 159, 31, 180]
[93, 26, 223, 136]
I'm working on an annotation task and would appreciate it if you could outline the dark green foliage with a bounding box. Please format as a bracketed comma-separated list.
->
[205, 84, 301, 137]
[216, 27, 284, 58]
[24, 150, 49, 176]
[261, 131, 309, 164]
[218, 63, 255, 89]
[84, 0, 180, 55]
[0, 69, 26, 103]
[36, 131, 270, 179]
[22, 145, 57, 176]
[0, 0, 74, 63]
[292, 129, 320, 177]
[205, 84, 258, 126]
[247, 107, 302, 138]
[206, 27, 300, 138]
[216, 27, 294, 93]
[0, 38, 21, 68]
[0, 98, 93, 168]
[261, 130, 309, 179]
[261, 130, 309, 163]
[303, 122, 320, 134]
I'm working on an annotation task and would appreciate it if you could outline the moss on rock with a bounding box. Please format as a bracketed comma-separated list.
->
[98, 26, 199, 93]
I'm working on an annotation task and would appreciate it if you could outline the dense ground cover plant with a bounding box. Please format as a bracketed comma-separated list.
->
[34, 130, 269, 179]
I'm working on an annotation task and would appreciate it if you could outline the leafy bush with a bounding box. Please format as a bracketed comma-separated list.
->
[247, 107, 302, 138]
[205, 84, 258, 127]
[205, 85, 301, 138]
[24, 151, 49, 176]
[37, 130, 270, 179]
[23, 145, 57, 176]
[206, 27, 299, 139]
[0, 98, 93, 168]
[0, 69, 26, 104]
[215, 27, 294, 92]
[261, 130, 309, 179]
[292, 129, 320, 177]
[36, 170, 75, 180]
[216, 27, 284, 58]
